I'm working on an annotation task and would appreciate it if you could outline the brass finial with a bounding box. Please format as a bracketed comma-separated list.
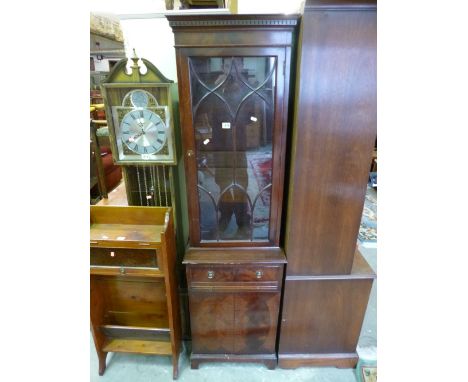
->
[130, 48, 141, 82]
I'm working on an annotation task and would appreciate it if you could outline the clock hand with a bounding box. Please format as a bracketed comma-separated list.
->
[128, 130, 145, 142]
[144, 121, 156, 132]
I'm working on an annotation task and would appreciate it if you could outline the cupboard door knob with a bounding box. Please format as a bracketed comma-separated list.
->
[255, 270, 263, 279]
[207, 270, 215, 279]
[187, 149, 195, 158]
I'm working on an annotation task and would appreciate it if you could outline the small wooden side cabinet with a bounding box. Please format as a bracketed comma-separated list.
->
[184, 248, 286, 369]
[90, 206, 182, 379]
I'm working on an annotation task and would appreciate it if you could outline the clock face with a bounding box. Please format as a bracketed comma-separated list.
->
[130, 90, 150, 108]
[120, 109, 167, 155]
[106, 86, 176, 165]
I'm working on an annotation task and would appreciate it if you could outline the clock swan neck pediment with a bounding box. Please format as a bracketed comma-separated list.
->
[104, 56, 173, 85]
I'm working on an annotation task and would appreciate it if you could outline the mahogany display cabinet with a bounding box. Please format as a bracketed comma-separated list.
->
[168, 14, 299, 369]
[90, 206, 182, 379]
[278, 0, 377, 368]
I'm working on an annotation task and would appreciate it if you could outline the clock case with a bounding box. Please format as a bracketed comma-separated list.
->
[101, 55, 177, 166]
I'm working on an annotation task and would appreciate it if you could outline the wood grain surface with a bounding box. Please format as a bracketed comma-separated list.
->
[284, 0, 377, 275]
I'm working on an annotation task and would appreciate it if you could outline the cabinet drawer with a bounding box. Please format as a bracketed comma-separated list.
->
[235, 266, 280, 282]
[90, 247, 158, 268]
[190, 266, 234, 282]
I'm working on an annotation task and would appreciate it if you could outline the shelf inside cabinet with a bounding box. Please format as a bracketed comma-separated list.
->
[102, 338, 172, 355]
[101, 324, 170, 341]
[104, 311, 169, 329]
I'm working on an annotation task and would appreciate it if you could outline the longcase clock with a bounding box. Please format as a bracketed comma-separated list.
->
[101, 52, 179, 208]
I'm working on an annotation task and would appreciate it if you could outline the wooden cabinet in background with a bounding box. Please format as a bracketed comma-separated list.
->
[278, 0, 377, 369]
[90, 206, 182, 379]
[278, 250, 375, 368]
[168, 14, 298, 369]
[284, 0, 377, 276]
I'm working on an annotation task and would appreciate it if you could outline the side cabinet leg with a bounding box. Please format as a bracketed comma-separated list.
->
[98, 351, 108, 376]
[172, 355, 179, 379]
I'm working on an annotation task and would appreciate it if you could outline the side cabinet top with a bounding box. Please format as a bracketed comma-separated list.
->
[167, 14, 300, 48]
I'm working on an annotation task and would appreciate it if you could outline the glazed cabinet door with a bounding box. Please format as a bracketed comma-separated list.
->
[177, 48, 289, 247]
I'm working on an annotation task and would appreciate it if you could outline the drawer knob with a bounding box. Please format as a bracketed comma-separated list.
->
[255, 270, 263, 279]
[110, 251, 115, 257]
[120, 267, 125, 275]
[207, 270, 215, 279]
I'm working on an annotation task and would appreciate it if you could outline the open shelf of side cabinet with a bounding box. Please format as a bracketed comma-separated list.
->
[101, 325, 172, 355]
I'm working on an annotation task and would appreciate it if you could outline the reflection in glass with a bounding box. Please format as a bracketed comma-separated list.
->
[189, 57, 276, 242]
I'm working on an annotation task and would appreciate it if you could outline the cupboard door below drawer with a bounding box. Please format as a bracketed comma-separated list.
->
[189, 292, 235, 354]
[234, 292, 280, 354]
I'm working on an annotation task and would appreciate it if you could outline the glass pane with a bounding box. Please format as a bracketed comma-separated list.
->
[189, 56, 277, 242]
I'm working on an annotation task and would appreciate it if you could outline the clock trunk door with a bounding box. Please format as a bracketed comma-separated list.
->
[179, 49, 288, 246]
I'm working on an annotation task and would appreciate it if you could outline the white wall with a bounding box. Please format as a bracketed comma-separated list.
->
[92, 56, 110, 72]
[90, 0, 305, 82]
[238, 0, 303, 14]
[91, 0, 166, 15]
[120, 18, 177, 81]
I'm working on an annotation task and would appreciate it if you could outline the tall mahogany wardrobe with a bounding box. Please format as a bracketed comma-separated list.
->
[278, 0, 377, 368]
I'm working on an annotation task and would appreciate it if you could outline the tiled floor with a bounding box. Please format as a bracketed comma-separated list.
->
[90, 245, 377, 382]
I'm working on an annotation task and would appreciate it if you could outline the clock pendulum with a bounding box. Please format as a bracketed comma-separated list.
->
[143, 165, 150, 206]
[135, 165, 143, 205]
[156, 166, 162, 206]
[163, 167, 168, 206]
[150, 166, 156, 204]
